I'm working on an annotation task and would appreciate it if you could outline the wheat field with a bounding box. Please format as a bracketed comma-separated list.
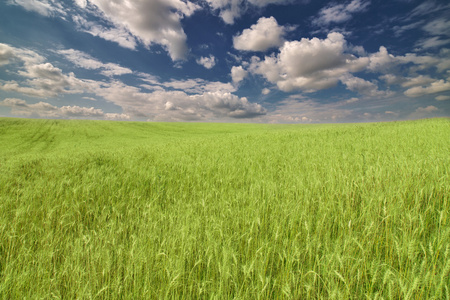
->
[0, 117, 449, 299]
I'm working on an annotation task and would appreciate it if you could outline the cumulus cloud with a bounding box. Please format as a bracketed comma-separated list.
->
[0, 43, 266, 121]
[0, 43, 45, 66]
[57, 49, 132, 77]
[75, 0, 200, 61]
[313, 0, 370, 26]
[379, 74, 404, 86]
[231, 66, 248, 84]
[249, 32, 369, 92]
[368, 46, 450, 75]
[86, 75, 264, 121]
[84, 77, 266, 121]
[404, 79, 450, 97]
[400, 75, 435, 88]
[367, 46, 397, 72]
[340, 74, 388, 97]
[262, 88, 271, 95]
[0, 44, 15, 66]
[140, 76, 236, 94]
[0, 44, 86, 98]
[196, 55, 216, 69]
[233, 17, 286, 52]
[0, 98, 130, 119]
[195, 92, 266, 119]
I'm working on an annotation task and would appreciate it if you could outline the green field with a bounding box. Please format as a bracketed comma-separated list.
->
[0, 117, 449, 299]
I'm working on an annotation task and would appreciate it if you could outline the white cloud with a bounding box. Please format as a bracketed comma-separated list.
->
[0, 44, 85, 98]
[368, 46, 450, 74]
[345, 97, 359, 103]
[393, 21, 424, 37]
[0, 43, 266, 121]
[72, 15, 138, 50]
[74, 0, 87, 8]
[0, 98, 130, 119]
[416, 37, 450, 49]
[379, 74, 404, 85]
[8, 0, 66, 17]
[205, 0, 300, 24]
[423, 18, 450, 36]
[415, 105, 438, 113]
[0, 43, 45, 66]
[248, 0, 297, 7]
[233, 17, 286, 52]
[436, 95, 450, 101]
[249, 32, 369, 92]
[58, 49, 132, 76]
[196, 55, 216, 69]
[367, 46, 397, 72]
[262, 88, 271, 95]
[1, 60, 83, 98]
[340, 74, 388, 97]
[82, 0, 200, 61]
[410, 17, 450, 49]
[0, 43, 15, 66]
[195, 92, 266, 119]
[231, 66, 248, 84]
[313, 0, 370, 26]
[401, 75, 435, 88]
[407, 105, 441, 120]
[85, 78, 265, 121]
[143, 77, 236, 94]
[404, 79, 450, 97]
[410, 1, 450, 19]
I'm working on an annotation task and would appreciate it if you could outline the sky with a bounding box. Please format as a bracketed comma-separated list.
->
[0, 0, 449, 123]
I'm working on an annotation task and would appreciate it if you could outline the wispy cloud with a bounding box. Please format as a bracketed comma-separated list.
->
[58, 49, 132, 77]
[312, 0, 370, 27]
[0, 98, 130, 120]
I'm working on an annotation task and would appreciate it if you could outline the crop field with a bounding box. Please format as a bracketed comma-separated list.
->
[0, 117, 449, 299]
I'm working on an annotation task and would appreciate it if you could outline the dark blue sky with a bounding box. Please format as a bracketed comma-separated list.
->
[1, 0, 449, 122]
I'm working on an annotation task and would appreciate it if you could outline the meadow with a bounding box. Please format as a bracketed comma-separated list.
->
[0, 117, 449, 299]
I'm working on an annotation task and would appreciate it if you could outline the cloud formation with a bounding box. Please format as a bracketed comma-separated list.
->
[249, 32, 369, 92]
[233, 17, 286, 52]
[313, 0, 370, 26]
[196, 55, 216, 69]
[231, 66, 248, 84]
[8, 0, 66, 17]
[404, 79, 450, 97]
[74, 0, 200, 61]
[0, 43, 266, 121]
[340, 74, 388, 97]
[205, 0, 299, 24]
[1, 98, 130, 119]
[58, 49, 132, 77]
[0, 44, 83, 98]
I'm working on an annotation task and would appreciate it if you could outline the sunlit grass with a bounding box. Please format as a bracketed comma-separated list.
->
[0, 117, 449, 299]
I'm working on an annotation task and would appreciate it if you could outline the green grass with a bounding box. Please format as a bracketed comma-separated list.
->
[0, 117, 449, 299]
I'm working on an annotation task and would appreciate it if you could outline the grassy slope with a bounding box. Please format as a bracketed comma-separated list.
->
[0, 118, 449, 299]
